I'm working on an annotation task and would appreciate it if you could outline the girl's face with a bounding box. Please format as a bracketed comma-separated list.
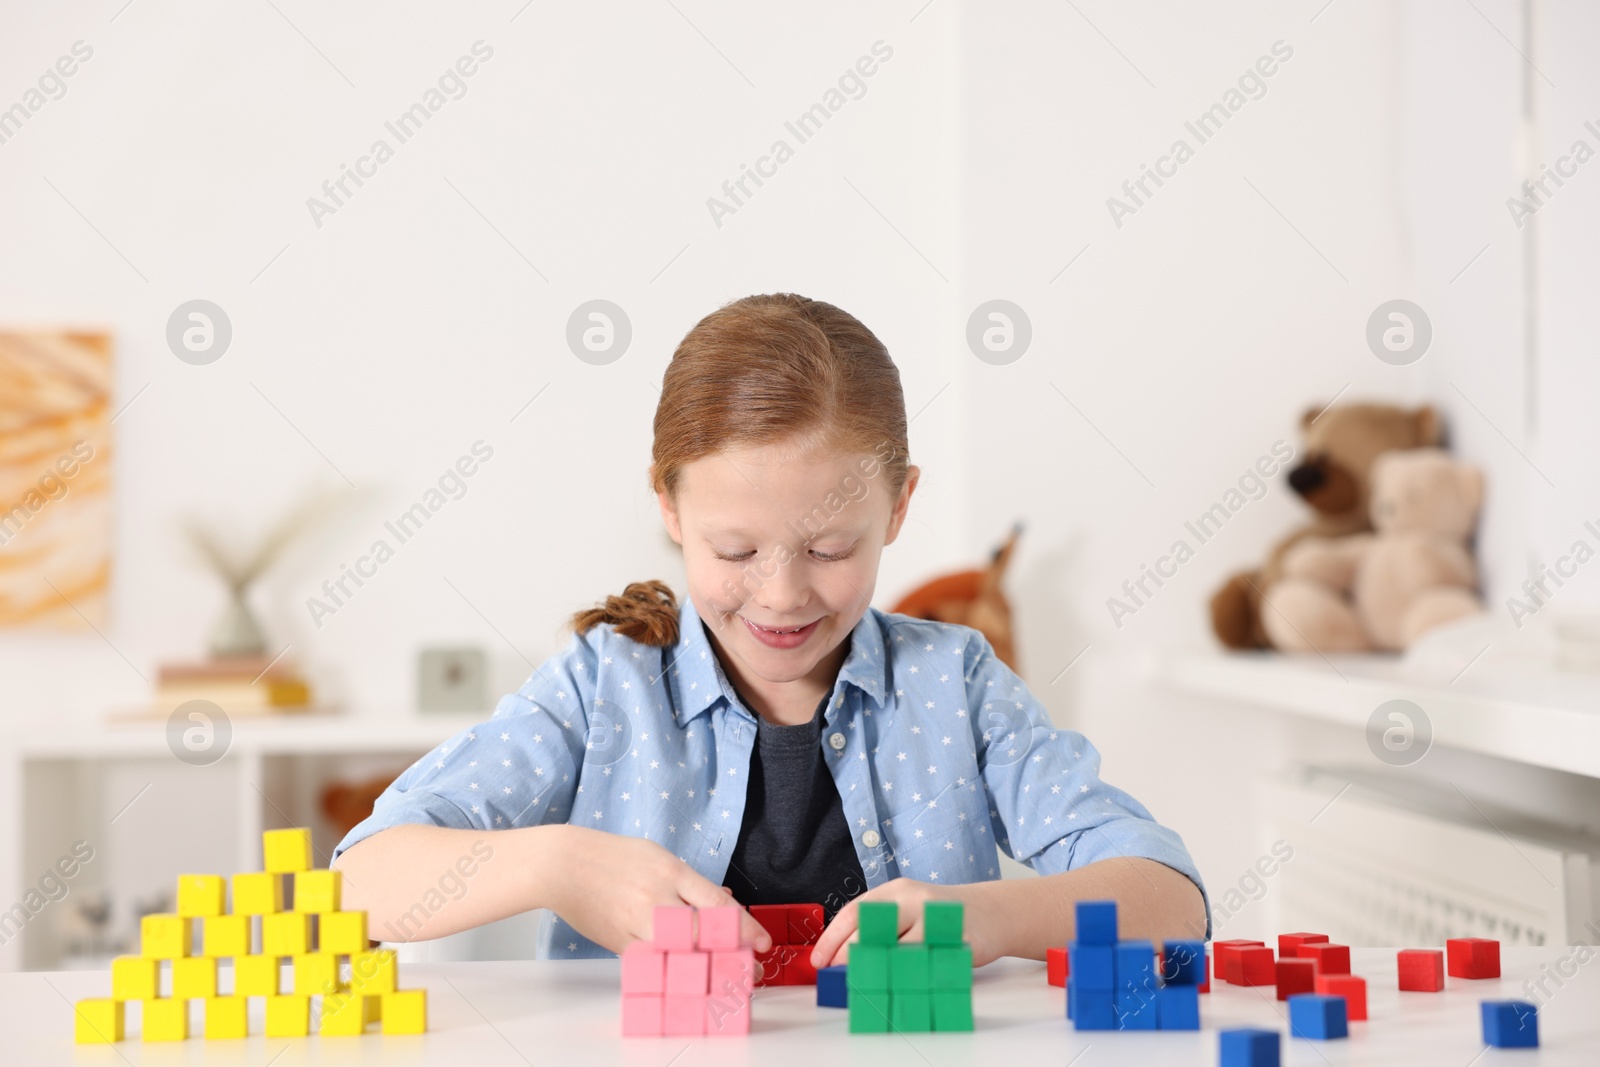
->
[658, 441, 918, 715]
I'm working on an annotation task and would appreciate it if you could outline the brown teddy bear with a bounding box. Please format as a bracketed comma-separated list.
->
[1268, 448, 1484, 651]
[1210, 402, 1442, 650]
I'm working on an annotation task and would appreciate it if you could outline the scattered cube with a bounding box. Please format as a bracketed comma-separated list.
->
[818, 965, 848, 1008]
[1047, 946, 1069, 987]
[1397, 948, 1445, 992]
[697, 906, 741, 951]
[1275, 958, 1316, 1000]
[110, 956, 159, 1001]
[1277, 932, 1329, 959]
[172, 956, 218, 999]
[923, 901, 964, 945]
[653, 906, 695, 951]
[1287, 993, 1349, 1040]
[265, 994, 310, 1037]
[176, 874, 227, 917]
[1157, 982, 1200, 1030]
[1481, 999, 1538, 1048]
[1213, 939, 1265, 983]
[1220, 1028, 1281, 1067]
[319, 910, 368, 955]
[204, 996, 249, 1039]
[1160, 940, 1205, 985]
[381, 989, 427, 1035]
[73, 999, 124, 1044]
[232, 871, 283, 915]
[142, 997, 188, 1041]
[1235, 945, 1276, 986]
[202, 914, 251, 958]
[293, 869, 341, 914]
[1315, 973, 1368, 1022]
[1075, 900, 1118, 944]
[1448, 937, 1501, 979]
[263, 828, 313, 873]
[233, 954, 280, 997]
[141, 914, 192, 959]
[1301, 943, 1351, 976]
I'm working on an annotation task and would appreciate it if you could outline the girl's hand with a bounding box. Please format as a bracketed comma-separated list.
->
[810, 877, 1007, 969]
[543, 825, 772, 955]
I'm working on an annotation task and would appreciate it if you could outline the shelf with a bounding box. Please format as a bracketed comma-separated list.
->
[1162, 652, 1600, 779]
[6, 711, 486, 759]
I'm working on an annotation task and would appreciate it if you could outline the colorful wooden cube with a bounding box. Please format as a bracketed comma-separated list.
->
[1315, 973, 1368, 1022]
[1220, 1028, 1280, 1067]
[381, 989, 427, 1034]
[748, 904, 789, 946]
[930, 945, 973, 990]
[621, 941, 666, 995]
[1157, 982, 1200, 1030]
[319, 991, 368, 1036]
[891, 989, 932, 1031]
[817, 964, 849, 1007]
[665, 951, 709, 995]
[73, 999, 124, 1043]
[858, 902, 899, 945]
[1160, 940, 1206, 985]
[293, 953, 339, 997]
[662, 993, 705, 1036]
[931, 989, 974, 1031]
[1482, 999, 1538, 1048]
[696, 906, 741, 951]
[263, 828, 313, 873]
[232, 871, 283, 915]
[848, 944, 890, 992]
[1235, 945, 1276, 986]
[788, 903, 824, 944]
[1075, 900, 1118, 944]
[652, 905, 695, 951]
[1275, 958, 1316, 1000]
[141, 914, 192, 959]
[1397, 948, 1445, 992]
[262, 912, 310, 956]
[1069, 942, 1115, 989]
[848, 987, 892, 1033]
[204, 996, 248, 1039]
[1287, 993, 1348, 1040]
[1448, 937, 1501, 979]
[706, 983, 752, 1036]
[923, 901, 964, 945]
[890, 945, 931, 991]
[265, 994, 310, 1037]
[1213, 939, 1265, 983]
[1301, 943, 1351, 976]
[351, 949, 398, 994]
[111, 956, 160, 1000]
[176, 874, 227, 917]
[710, 947, 755, 1003]
[293, 869, 341, 913]
[202, 914, 251, 958]
[1278, 932, 1329, 959]
[1047, 945, 1069, 986]
[621, 993, 663, 1036]
[172, 956, 218, 999]
[233, 954, 280, 997]
[142, 997, 188, 1041]
[319, 910, 367, 954]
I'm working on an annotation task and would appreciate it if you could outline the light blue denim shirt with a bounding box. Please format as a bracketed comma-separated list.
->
[334, 595, 1209, 956]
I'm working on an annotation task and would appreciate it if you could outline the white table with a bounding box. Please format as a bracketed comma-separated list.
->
[10, 948, 1598, 1064]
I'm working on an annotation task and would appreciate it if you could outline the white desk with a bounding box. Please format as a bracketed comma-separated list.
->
[10, 948, 1598, 1064]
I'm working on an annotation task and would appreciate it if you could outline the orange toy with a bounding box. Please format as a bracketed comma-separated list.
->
[890, 523, 1022, 672]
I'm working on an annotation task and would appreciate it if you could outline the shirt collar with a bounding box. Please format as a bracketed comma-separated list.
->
[668, 595, 889, 725]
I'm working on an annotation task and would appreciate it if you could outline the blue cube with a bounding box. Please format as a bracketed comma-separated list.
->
[1287, 993, 1348, 1040]
[1068, 942, 1116, 990]
[1066, 975, 1074, 1020]
[1075, 900, 1118, 945]
[1073, 984, 1118, 1031]
[1116, 989, 1158, 1029]
[1116, 940, 1156, 993]
[1157, 982, 1200, 1030]
[817, 965, 848, 1009]
[1219, 1028, 1280, 1067]
[1481, 1000, 1539, 1048]
[1161, 939, 1206, 985]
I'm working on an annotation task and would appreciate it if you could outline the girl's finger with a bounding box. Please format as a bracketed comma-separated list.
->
[676, 873, 772, 953]
[812, 899, 863, 968]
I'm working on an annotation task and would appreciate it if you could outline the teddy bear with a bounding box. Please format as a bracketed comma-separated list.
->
[1266, 448, 1484, 652]
[1210, 402, 1442, 650]
[892, 522, 1023, 672]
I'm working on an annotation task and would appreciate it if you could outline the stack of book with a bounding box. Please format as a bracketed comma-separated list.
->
[148, 657, 314, 718]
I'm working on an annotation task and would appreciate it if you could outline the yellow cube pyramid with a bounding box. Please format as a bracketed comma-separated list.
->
[76, 827, 427, 1043]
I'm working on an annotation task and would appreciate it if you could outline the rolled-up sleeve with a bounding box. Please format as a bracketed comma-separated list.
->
[332, 629, 597, 862]
[964, 633, 1210, 934]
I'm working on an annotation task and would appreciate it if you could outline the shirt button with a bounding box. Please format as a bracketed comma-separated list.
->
[828, 732, 846, 751]
[862, 830, 881, 848]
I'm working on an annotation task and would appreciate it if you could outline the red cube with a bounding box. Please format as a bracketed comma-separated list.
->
[1397, 949, 1445, 992]
[754, 944, 791, 987]
[788, 904, 825, 945]
[782, 948, 819, 986]
[1446, 938, 1501, 979]
[748, 905, 790, 947]
[1235, 945, 1276, 986]
[1301, 943, 1351, 975]
[1316, 973, 1368, 1021]
[1275, 958, 1316, 1000]
[1278, 932, 1330, 959]
[1047, 946, 1069, 987]
[1214, 940, 1265, 984]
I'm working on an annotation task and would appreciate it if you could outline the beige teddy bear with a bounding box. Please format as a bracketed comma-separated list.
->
[1264, 448, 1484, 653]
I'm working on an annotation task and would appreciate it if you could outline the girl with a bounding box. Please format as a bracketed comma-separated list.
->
[333, 293, 1208, 968]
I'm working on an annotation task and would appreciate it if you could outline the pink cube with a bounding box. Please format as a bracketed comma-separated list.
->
[710, 948, 755, 1002]
[621, 994, 663, 1037]
[706, 988, 752, 1035]
[666, 950, 709, 995]
[698, 906, 741, 951]
[621, 942, 666, 995]
[653, 906, 695, 951]
[663, 994, 706, 1036]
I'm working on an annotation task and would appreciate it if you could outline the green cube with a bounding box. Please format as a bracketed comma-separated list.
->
[858, 902, 899, 945]
[932, 990, 974, 1031]
[923, 901, 965, 945]
[891, 990, 932, 1032]
[890, 945, 930, 991]
[849, 988, 891, 1033]
[847, 945, 890, 993]
[930, 944, 973, 990]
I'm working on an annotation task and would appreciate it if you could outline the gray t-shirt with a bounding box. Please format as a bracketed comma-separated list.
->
[722, 695, 866, 923]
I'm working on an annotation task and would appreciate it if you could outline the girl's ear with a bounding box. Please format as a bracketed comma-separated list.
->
[657, 491, 684, 545]
[883, 465, 920, 545]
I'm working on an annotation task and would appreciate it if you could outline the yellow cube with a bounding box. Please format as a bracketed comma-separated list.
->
[111, 956, 160, 1001]
[173, 956, 218, 999]
[141, 913, 192, 959]
[202, 914, 251, 958]
[293, 869, 341, 913]
[232, 871, 283, 915]
[176, 874, 227, 917]
[263, 828, 313, 873]
[265, 994, 310, 1037]
[262, 912, 310, 956]
[350, 949, 397, 994]
[381, 989, 426, 1035]
[73, 999, 124, 1043]
[293, 953, 339, 997]
[319, 990, 367, 1036]
[142, 997, 188, 1041]
[320, 910, 368, 954]
[363, 993, 383, 1024]
[233, 954, 280, 997]
[204, 996, 248, 1039]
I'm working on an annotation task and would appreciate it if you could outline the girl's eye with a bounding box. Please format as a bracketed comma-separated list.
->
[711, 548, 856, 563]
